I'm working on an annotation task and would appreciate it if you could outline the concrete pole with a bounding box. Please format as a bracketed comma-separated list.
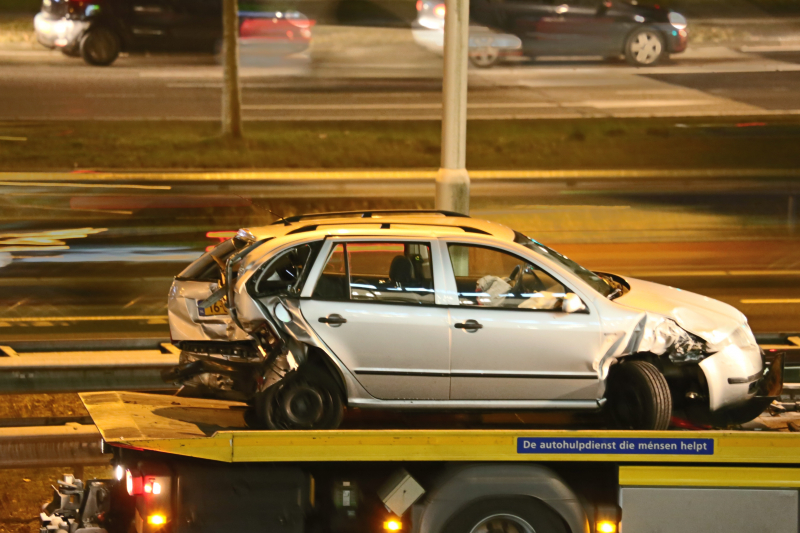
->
[435, 0, 470, 215]
[222, 0, 242, 139]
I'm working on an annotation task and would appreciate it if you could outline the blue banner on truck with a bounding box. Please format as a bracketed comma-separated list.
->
[517, 437, 714, 455]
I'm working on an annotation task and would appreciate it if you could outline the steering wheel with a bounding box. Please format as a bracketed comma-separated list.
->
[509, 264, 524, 296]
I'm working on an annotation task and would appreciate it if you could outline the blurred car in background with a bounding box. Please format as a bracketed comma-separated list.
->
[413, 0, 688, 67]
[33, 0, 313, 66]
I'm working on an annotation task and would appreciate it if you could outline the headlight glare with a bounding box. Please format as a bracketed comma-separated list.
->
[668, 12, 687, 30]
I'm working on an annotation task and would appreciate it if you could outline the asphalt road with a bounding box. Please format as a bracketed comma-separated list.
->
[1, 173, 798, 342]
[1, 39, 800, 121]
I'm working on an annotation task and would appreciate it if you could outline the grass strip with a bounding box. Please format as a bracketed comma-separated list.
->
[1, 117, 800, 171]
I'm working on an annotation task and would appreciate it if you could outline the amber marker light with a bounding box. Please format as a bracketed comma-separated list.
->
[147, 514, 167, 526]
[597, 521, 617, 533]
[384, 519, 402, 531]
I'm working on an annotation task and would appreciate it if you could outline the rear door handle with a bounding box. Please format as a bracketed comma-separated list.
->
[319, 314, 347, 325]
[455, 319, 483, 331]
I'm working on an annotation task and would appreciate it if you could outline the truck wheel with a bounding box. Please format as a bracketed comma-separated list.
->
[443, 498, 567, 533]
[80, 27, 120, 66]
[260, 367, 343, 430]
[624, 27, 666, 66]
[605, 360, 672, 430]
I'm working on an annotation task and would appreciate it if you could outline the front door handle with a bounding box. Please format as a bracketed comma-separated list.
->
[319, 314, 347, 325]
[455, 319, 483, 331]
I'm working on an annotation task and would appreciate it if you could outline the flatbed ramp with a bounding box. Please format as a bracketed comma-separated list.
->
[82, 391, 800, 465]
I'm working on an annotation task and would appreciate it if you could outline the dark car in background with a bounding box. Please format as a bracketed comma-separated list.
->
[33, 0, 313, 66]
[415, 0, 688, 67]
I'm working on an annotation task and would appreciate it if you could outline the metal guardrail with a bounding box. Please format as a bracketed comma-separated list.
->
[0, 424, 110, 469]
[0, 336, 797, 395]
[0, 343, 179, 394]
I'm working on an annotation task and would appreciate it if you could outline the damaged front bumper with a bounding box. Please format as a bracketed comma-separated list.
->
[702, 349, 785, 426]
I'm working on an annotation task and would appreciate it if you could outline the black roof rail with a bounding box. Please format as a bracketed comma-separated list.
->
[272, 210, 469, 225]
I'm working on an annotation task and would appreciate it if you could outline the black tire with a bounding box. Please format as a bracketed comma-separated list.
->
[80, 27, 120, 66]
[443, 498, 567, 533]
[624, 27, 666, 67]
[605, 360, 672, 430]
[259, 367, 344, 430]
[469, 46, 500, 68]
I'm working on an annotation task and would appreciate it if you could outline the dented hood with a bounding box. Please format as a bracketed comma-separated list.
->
[614, 277, 746, 345]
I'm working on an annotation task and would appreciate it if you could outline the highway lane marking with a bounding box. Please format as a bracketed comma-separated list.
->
[0, 316, 167, 323]
[631, 270, 800, 277]
[0, 181, 171, 190]
[740, 299, 800, 304]
[4, 169, 800, 182]
[242, 100, 712, 111]
[243, 102, 559, 110]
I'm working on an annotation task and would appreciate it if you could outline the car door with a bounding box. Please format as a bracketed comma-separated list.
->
[300, 238, 451, 401]
[441, 241, 603, 401]
[556, 0, 619, 56]
[489, 0, 563, 55]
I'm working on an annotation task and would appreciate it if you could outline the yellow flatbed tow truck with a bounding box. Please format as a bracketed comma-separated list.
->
[40, 391, 800, 533]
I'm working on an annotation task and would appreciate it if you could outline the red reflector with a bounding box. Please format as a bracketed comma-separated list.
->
[126, 470, 143, 496]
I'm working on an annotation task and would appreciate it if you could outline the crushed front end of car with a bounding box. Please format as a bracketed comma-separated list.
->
[599, 278, 784, 427]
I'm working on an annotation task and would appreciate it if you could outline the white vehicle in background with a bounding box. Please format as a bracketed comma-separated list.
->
[164, 210, 782, 430]
[412, 0, 523, 68]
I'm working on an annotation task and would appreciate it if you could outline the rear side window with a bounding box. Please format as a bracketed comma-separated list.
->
[177, 239, 238, 282]
[311, 242, 434, 304]
[250, 241, 322, 297]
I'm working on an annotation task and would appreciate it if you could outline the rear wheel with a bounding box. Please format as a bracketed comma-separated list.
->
[258, 366, 343, 430]
[624, 27, 666, 66]
[605, 360, 672, 430]
[469, 46, 500, 68]
[80, 27, 120, 66]
[443, 498, 567, 533]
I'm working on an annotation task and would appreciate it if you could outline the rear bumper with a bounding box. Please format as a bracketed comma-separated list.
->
[34, 12, 89, 50]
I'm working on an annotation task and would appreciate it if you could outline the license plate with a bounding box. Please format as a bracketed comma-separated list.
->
[198, 300, 227, 317]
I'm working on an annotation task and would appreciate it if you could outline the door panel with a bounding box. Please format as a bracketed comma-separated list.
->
[301, 240, 450, 400]
[444, 243, 603, 400]
[301, 299, 451, 400]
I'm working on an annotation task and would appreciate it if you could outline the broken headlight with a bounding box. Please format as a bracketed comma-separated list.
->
[638, 316, 708, 363]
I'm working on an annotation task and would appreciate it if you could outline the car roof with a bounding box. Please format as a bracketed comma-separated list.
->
[244, 210, 517, 242]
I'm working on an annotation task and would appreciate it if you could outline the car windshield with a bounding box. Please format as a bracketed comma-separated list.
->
[513, 231, 615, 298]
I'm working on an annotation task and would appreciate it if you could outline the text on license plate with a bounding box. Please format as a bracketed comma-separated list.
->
[198, 301, 227, 317]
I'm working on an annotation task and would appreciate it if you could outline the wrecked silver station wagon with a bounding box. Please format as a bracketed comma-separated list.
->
[164, 210, 783, 430]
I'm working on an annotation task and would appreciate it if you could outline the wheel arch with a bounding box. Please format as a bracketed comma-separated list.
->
[416, 464, 589, 533]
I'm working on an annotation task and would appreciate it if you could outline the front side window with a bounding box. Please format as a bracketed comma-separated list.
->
[447, 243, 570, 310]
[312, 242, 434, 304]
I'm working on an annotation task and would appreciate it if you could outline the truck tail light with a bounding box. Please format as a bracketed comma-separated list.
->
[434, 3, 445, 17]
[597, 521, 617, 533]
[147, 514, 167, 526]
[384, 519, 403, 531]
[144, 479, 162, 495]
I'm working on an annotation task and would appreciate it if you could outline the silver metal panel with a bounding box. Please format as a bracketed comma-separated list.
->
[349, 398, 602, 410]
[301, 299, 451, 400]
[619, 487, 798, 533]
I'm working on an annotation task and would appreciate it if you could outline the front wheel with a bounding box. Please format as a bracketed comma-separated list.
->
[624, 28, 666, 67]
[605, 360, 672, 430]
[80, 27, 120, 66]
[258, 367, 344, 430]
[443, 498, 567, 533]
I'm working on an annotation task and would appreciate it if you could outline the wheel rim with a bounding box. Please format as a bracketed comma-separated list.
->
[470, 514, 536, 533]
[630, 31, 662, 65]
[470, 47, 499, 67]
[281, 384, 325, 427]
